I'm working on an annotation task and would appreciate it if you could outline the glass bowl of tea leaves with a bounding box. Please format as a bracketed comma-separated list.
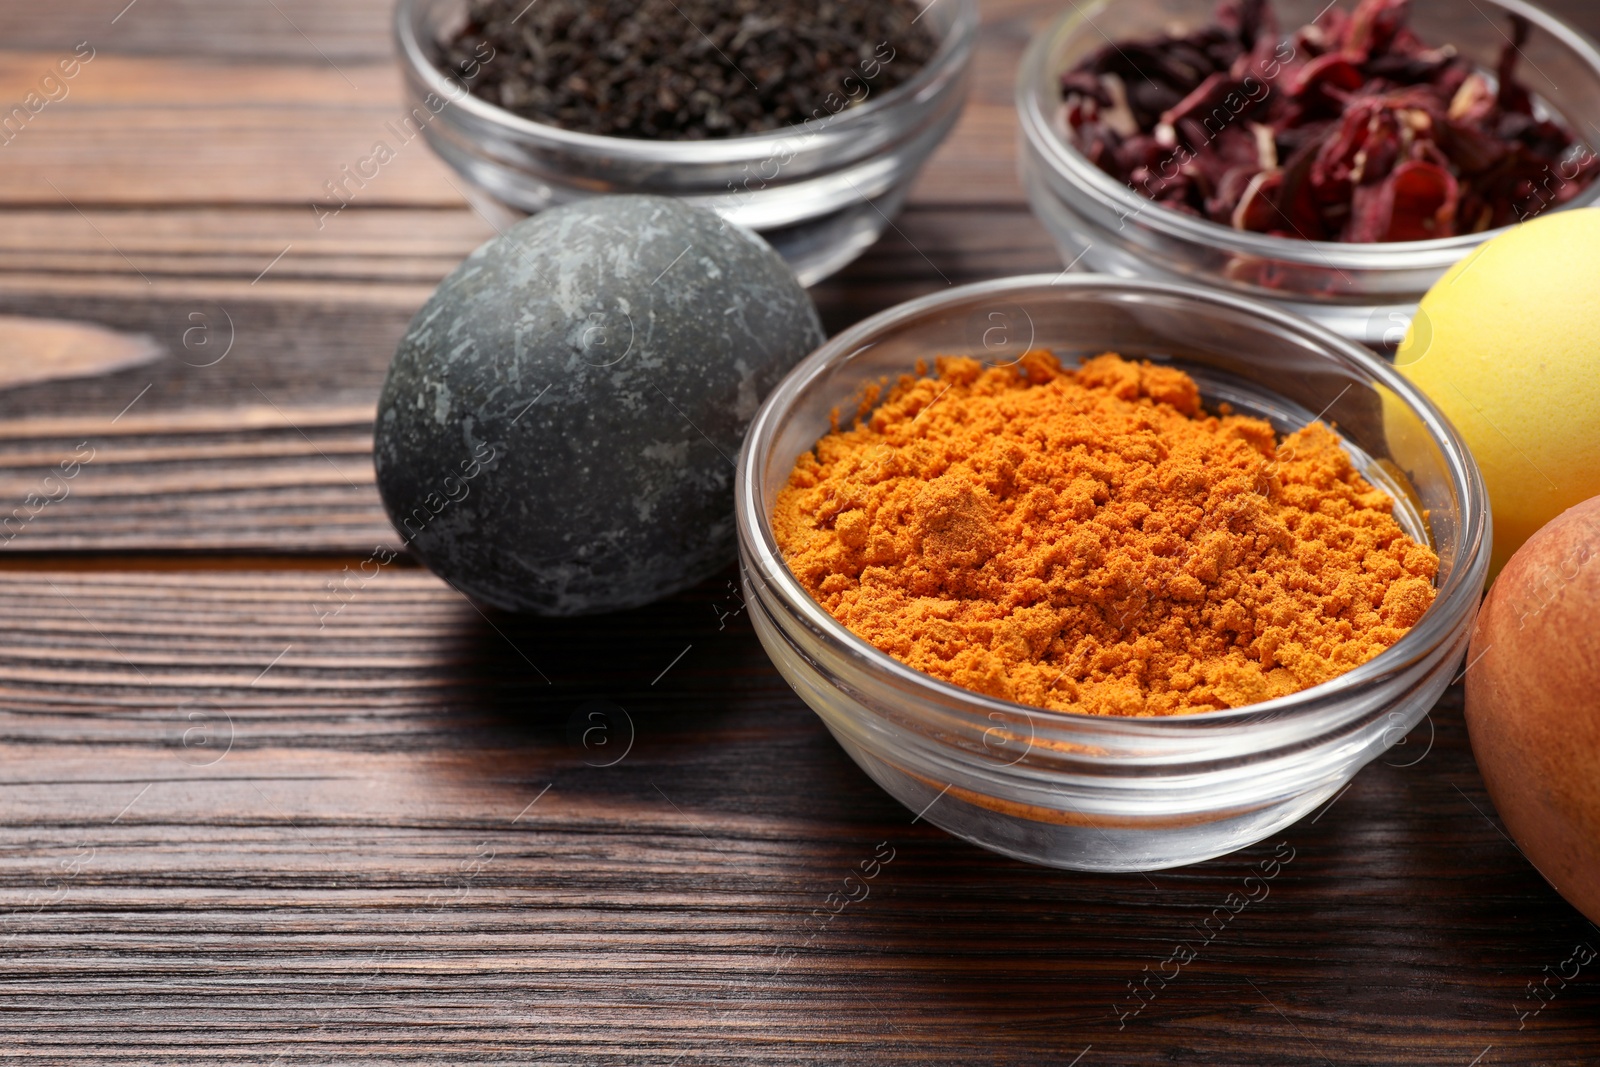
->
[1017, 0, 1600, 348]
[395, 0, 979, 286]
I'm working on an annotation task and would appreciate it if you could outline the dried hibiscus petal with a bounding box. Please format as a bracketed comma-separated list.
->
[1495, 14, 1534, 115]
[1275, 138, 1332, 239]
[1340, 0, 1410, 63]
[1348, 160, 1459, 241]
[1232, 169, 1285, 231]
[1286, 52, 1364, 101]
[1059, 0, 1598, 244]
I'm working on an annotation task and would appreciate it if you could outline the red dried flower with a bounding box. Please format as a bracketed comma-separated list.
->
[1060, 0, 1599, 242]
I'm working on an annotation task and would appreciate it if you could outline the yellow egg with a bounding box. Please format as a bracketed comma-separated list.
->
[1394, 208, 1600, 581]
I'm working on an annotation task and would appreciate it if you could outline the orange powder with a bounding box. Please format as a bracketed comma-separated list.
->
[772, 351, 1439, 716]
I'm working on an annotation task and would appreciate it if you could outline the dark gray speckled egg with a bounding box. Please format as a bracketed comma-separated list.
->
[374, 195, 824, 615]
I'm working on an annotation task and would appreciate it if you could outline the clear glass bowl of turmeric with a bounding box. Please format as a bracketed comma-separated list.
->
[735, 275, 1489, 871]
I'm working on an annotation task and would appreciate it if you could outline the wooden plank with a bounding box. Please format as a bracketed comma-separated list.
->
[0, 205, 1059, 555]
[0, 200, 1054, 306]
[0, 2, 397, 61]
[0, 207, 494, 286]
[0, 52, 1024, 209]
[0, 407, 387, 554]
[0, 287, 409, 419]
[0, 204, 1055, 296]
[0, 568, 1595, 1064]
[0, 57, 461, 210]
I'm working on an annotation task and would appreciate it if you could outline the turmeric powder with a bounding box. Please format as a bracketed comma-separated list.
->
[772, 351, 1438, 716]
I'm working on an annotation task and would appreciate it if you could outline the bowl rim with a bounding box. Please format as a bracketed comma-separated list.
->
[735, 273, 1492, 730]
[394, 0, 982, 163]
[1014, 0, 1600, 269]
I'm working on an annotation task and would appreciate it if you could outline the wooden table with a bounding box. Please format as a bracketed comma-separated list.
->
[2, 2, 1597, 1063]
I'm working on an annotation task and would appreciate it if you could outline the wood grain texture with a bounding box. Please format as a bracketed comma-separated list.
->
[1, 569, 1597, 1065]
[0, 208, 493, 287]
[0, 315, 163, 391]
[0, 405, 388, 552]
[0, 205, 1053, 304]
[0, 53, 1021, 210]
[0, 207, 1061, 554]
[0, 2, 402, 61]
[3, 0, 1600, 1062]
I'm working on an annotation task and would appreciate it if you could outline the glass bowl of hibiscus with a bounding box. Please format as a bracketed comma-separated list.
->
[1017, 0, 1600, 348]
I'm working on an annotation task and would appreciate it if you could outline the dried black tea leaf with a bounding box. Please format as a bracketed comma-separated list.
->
[440, 0, 940, 140]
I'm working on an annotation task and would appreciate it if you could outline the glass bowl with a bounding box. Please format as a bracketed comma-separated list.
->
[394, 0, 978, 286]
[735, 275, 1490, 871]
[1016, 0, 1600, 348]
